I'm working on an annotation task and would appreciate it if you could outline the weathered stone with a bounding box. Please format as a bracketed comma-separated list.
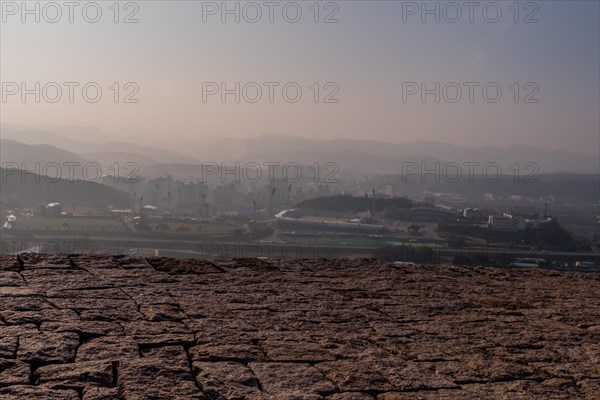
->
[0, 385, 79, 400]
[17, 332, 79, 365]
[1, 255, 599, 399]
[18, 254, 72, 269]
[121, 320, 191, 336]
[0, 271, 24, 286]
[139, 303, 187, 321]
[315, 361, 394, 392]
[47, 288, 129, 299]
[0, 287, 42, 297]
[261, 339, 335, 362]
[0, 359, 30, 386]
[250, 362, 336, 396]
[21, 269, 108, 290]
[82, 387, 120, 400]
[76, 336, 139, 362]
[119, 352, 202, 400]
[0, 295, 54, 311]
[48, 296, 136, 311]
[140, 345, 189, 364]
[34, 361, 114, 388]
[1, 308, 79, 325]
[0, 323, 39, 337]
[193, 361, 263, 399]
[327, 394, 375, 400]
[189, 342, 267, 362]
[265, 394, 324, 400]
[0, 255, 22, 271]
[146, 257, 221, 275]
[134, 333, 195, 348]
[379, 360, 460, 391]
[79, 306, 143, 322]
[40, 320, 123, 336]
[0, 336, 18, 358]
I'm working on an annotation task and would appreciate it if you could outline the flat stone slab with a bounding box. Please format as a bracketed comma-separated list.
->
[193, 361, 263, 399]
[17, 332, 79, 365]
[76, 336, 139, 363]
[34, 360, 114, 389]
[0, 359, 30, 386]
[0, 385, 79, 400]
[250, 362, 337, 396]
[0, 255, 599, 399]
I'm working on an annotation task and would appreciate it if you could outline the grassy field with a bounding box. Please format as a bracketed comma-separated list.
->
[301, 216, 344, 222]
[280, 235, 387, 248]
[13, 216, 128, 232]
[386, 241, 444, 248]
[148, 222, 238, 236]
[280, 234, 444, 248]
[10, 216, 239, 236]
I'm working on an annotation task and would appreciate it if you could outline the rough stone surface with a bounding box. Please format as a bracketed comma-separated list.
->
[193, 361, 263, 399]
[0, 385, 79, 400]
[0, 255, 599, 399]
[17, 332, 79, 365]
[0, 359, 30, 386]
[34, 360, 113, 386]
[75, 336, 139, 363]
[250, 361, 337, 396]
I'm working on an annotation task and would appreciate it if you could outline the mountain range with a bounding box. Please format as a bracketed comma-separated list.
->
[1, 126, 598, 177]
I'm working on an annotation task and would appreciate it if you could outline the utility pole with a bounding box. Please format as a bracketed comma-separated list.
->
[154, 183, 161, 215]
[178, 187, 182, 217]
[372, 188, 376, 217]
[167, 180, 172, 216]
[270, 187, 276, 215]
[132, 193, 137, 218]
[196, 181, 201, 219]
[195, 184, 199, 219]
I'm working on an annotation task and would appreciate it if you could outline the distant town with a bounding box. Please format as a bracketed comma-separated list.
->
[2, 165, 598, 269]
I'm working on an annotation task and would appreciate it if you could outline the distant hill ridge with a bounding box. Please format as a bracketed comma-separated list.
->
[0, 167, 130, 208]
[2, 127, 598, 174]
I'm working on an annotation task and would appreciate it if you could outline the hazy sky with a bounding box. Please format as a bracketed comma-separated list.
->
[1, 1, 599, 154]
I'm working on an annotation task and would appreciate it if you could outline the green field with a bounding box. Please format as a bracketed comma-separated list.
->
[280, 235, 387, 248]
[13, 216, 128, 232]
[148, 222, 238, 236]
[280, 234, 443, 248]
[10, 216, 240, 236]
[387, 241, 444, 248]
